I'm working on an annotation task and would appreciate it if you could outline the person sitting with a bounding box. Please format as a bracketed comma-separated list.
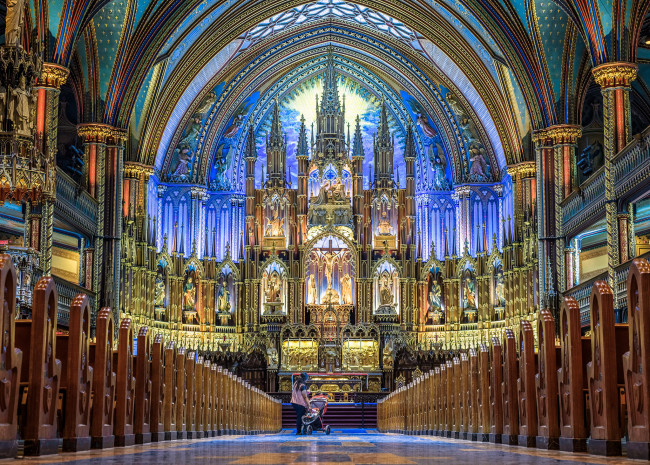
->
[291, 372, 311, 435]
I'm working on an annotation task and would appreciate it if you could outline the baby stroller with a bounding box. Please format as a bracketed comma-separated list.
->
[301, 394, 331, 435]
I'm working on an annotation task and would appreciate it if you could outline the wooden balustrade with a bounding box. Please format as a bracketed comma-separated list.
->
[0, 255, 282, 459]
[378, 258, 650, 459]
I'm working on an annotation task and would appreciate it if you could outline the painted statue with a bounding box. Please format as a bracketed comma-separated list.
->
[264, 210, 285, 237]
[217, 278, 231, 312]
[341, 273, 353, 305]
[266, 347, 279, 369]
[464, 275, 476, 309]
[265, 271, 282, 303]
[5, 0, 26, 46]
[154, 265, 165, 307]
[183, 275, 196, 310]
[376, 211, 394, 235]
[10, 75, 32, 135]
[429, 279, 442, 311]
[495, 271, 505, 307]
[308, 275, 317, 304]
[379, 274, 393, 306]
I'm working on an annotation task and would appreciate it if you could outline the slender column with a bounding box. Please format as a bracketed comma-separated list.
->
[34, 63, 68, 275]
[593, 62, 637, 308]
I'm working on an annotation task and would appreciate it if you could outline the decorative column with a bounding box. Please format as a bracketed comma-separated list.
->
[34, 63, 69, 275]
[592, 62, 637, 307]
[78, 124, 114, 302]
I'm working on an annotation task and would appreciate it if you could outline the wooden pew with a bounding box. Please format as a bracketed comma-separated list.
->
[216, 366, 224, 435]
[163, 341, 178, 440]
[175, 347, 187, 439]
[536, 309, 559, 450]
[185, 351, 196, 438]
[134, 326, 152, 444]
[15, 276, 62, 456]
[517, 320, 537, 447]
[460, 353, 470, 439]
[60, 294, 93, 452]
[557, 296, 587, 452]
[468, 348, 479, 441]
[502, 329, 519, 445]
[0, 255, 22, 458]
[477, 344, 490, 442]
[114, 318, 135, 447]
[191, 355, 203, 438]
[210, 364, 218, 436]
[90, 308, 116, 449]
[432, 366, 440, 435]
[150, 334, 165, 442]
[587, 281, 624, 456]
[489, 337, 503, 443]
[202, 358, 212, 437]
[623, 259, 650, 459]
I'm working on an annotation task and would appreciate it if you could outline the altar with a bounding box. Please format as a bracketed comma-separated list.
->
[277, 372, 383, 395]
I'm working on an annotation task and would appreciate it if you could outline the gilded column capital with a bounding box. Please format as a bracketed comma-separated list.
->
[592, 62, 637, 89]
[77, 123, 114, 143]
[123, 161, 155, 179]
[531, 128, 551, 146]
[546, 124, 582, 145]
[506, 161, 536, 179]
[37, 63, 69, 89]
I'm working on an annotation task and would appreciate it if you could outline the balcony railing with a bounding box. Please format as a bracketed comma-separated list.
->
[55, 168, 98, 235]
[561, 167, 605, 235]
[53, 275, 96, 326]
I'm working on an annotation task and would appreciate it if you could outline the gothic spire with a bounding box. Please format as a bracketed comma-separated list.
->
[297, 114, 309, 158]
[320, 48, 341, 114]
[351, 115, 365, 158]
[244, 124, 257, 160]
[376, 99, 392, 149]
[267, 99, 285, 150]
[403, 123, 416, 160]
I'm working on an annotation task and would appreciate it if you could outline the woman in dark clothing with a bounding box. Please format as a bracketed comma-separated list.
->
[290, 372, 311, 435]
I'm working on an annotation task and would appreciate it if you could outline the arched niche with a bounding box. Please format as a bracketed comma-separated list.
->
[182, 261, 203, 324]
[459, 260, 477, 323]
[260, 259, 288, 315]
[373, 258, 401, 316]
[154, 256, 169, 321]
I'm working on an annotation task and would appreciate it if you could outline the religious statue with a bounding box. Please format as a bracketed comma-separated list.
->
[266, 346, 279, 369]
[464, 276, 476, 309]
[183, 275, 196, 310]
[341, 273, 353, 305]
[307, 275, 317, 304]
[321, 252, 340, 304]
[217, 278, 231, 313]
[10, 75, 33, 135]
[326, 177, 346, 202]
[5, 0, 26, 46]
[154, 269, 165, 307]
[265, 271, 282, 303]
[428, 279, 442, 311]
[376, 211, 394, 236]
[495, 271, 505, 307]
[382, 341, 394, 369]
[379, 274, 393, 306]
[0, 86, 6, 129]
[264, 210, 285, 237]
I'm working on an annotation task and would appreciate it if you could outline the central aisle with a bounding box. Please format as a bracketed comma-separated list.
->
[18, 431, 642, 464]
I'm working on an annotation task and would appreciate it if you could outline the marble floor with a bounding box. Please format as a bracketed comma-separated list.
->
[14, 431, 643, 464]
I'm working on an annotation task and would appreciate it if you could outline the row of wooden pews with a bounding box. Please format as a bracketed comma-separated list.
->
[378, 258, 650, 459]
[0, 255, 282, 458]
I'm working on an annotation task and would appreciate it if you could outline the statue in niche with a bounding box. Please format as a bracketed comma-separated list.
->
[10, 75, 33, 135]
[416, 114, 437, 138]
[468, 142, 489, 182]
[183, 271, 197, 311]
[495, 270, 505, 308]
[154, 264, 166, 308]
[382, 341, 394, 369]
[429, 279, 442, 311]
[265, 271, 283, 303]
[5, 0, 26, 46]
[341, 273, 353, 305]
[379, 273, 394, 306]
[217, 277, 231, 313]
[266, 346, 278, 369]
[463, 273, 476, 310]
[376, 211, 394, 236]
[264, 210, 285, 237]
[325, 177, 346, 203]
[428, 144, 449, 190]
[308, 275, 317, 304]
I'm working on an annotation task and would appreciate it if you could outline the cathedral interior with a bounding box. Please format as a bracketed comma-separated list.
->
[3, 0, 650, 426]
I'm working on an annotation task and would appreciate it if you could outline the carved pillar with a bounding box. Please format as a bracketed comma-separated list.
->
[593, 62, 637, 308]
[34, 63, 69, 275]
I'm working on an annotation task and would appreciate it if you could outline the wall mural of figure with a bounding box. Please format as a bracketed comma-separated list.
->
[428, 144, 450, 190]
